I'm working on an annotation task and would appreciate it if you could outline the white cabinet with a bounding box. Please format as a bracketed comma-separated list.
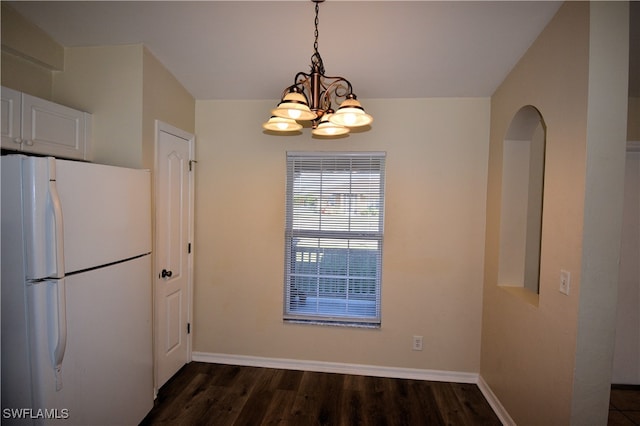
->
[1, 87, 21, 150]
[1, 87, 92, 161]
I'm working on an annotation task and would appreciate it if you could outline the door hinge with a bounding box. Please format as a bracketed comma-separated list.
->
[188, 242, 191, 254]
[189, 160, 197, 171]
[187, 323, 191, 334]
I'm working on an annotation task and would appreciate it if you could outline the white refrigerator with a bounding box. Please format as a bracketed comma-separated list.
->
[1, 154, 153, 425]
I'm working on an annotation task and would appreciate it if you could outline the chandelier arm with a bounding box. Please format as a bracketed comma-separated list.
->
[294, 75, 314, 107]
[294, 71, 311, 84]
[319, 78, 353, 110]
[322, 76, 353, 95]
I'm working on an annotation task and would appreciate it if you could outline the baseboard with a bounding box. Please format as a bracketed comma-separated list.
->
[191, 351, 478, 384]
[477, 375, 514, 426]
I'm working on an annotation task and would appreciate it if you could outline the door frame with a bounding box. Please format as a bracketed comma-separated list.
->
[153, 120, 195, 395]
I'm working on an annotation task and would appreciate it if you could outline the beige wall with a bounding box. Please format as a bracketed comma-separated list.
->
[1, 5, 149, 168]
[481, 4, 588, 423]
[3, 10, 195, 171]
[572, 3, 629, 423]
[1, 3, 62, 99]
[52, 45, 144, 168]
[51, 45, 195, 170]
[481, 2, 629, 425]
[193, 98, 489, 373]
[1, 51, 52, 100]
[142, 47, 195, 170]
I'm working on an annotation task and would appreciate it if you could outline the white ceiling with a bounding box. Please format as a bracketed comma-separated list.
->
[6, 0, 609, 101]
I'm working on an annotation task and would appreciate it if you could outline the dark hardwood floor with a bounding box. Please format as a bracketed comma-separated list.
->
[140, 362, 501, 426]
[609, 385, 640, 426]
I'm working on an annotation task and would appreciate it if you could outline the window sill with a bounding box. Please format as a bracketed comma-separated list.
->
[498, 285, 540, 307]
[284, 319, 381, 329]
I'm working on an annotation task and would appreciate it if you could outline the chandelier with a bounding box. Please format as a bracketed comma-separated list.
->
[262, 0, 373, 137]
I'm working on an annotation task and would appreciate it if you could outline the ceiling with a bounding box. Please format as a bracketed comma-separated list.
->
[7, 1, 633, 101]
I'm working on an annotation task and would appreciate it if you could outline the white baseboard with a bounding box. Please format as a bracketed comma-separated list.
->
[477, 375, 514, 426]
[192, 351, 478, 384]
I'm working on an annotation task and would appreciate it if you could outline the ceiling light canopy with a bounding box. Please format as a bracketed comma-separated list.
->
[262, 0, 372, 138]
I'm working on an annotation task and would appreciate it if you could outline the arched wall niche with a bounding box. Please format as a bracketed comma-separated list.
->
[498, 105, 547, 298]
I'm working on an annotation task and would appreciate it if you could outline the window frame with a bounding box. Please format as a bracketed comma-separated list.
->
[283, 151, 386, 327]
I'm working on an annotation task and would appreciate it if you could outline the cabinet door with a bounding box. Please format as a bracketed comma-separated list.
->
[1, 87, 23, 151]
[21, 93, 87, 160]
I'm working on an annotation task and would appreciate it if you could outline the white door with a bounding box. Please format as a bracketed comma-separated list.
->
[613, 148, 640, 384]
[154, 121, 194, 390]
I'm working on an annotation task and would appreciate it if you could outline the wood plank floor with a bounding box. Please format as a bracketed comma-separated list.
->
[609, 385, 640, 425]
[140, 362, 501, 425]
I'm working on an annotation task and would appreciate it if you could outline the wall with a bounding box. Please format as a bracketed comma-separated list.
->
[3, 18, 195, 170]
[54, 45, 194, 169]
[481, 2, 629, 425]
[1, 5, 148, 168]
[142, 47, 195, 169]
[1, 4, 147, 168]
[571, 3, 628, 423]
[193, 98, 490, 374]
[52, 45, 144, 168]
[0, 3, 62, 99]
[481, 4, 588, 423]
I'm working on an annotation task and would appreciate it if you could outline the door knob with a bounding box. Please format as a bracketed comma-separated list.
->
[161, 269, 173, 278]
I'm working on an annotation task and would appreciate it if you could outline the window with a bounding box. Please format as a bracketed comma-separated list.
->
[284, 152, 386, 326]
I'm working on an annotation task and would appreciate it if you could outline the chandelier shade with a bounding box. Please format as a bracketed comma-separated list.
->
[271, 88, 317, 121]
[262, 0, 372, 138]
[329, 95, 374, 128]
[262, 116, 303, 132]
[311, 111, 349, 137]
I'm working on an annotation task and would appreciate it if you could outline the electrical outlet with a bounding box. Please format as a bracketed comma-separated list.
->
[560, 270, 571, 295]
[412, 335, 423, 351]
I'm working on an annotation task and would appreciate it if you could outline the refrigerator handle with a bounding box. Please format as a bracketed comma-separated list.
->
[48, 278, 68, 391]
[48, 171, 65, 278]
[22, 156, 66, 279]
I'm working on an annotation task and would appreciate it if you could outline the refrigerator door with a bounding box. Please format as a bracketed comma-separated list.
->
[28, 255, 153, 425]
[55, 159, 151, 273]
[1, 155, 33, 413]
[3, 155, 150, 279]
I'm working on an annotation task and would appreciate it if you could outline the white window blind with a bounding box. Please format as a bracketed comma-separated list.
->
[284, 152, 386, 326]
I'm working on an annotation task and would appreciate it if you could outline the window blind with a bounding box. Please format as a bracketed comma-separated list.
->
[284, 152, 386, 326]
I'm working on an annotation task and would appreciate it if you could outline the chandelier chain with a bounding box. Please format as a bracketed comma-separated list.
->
[312, 1, 325, 74]
[313, 1, 319, 53]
